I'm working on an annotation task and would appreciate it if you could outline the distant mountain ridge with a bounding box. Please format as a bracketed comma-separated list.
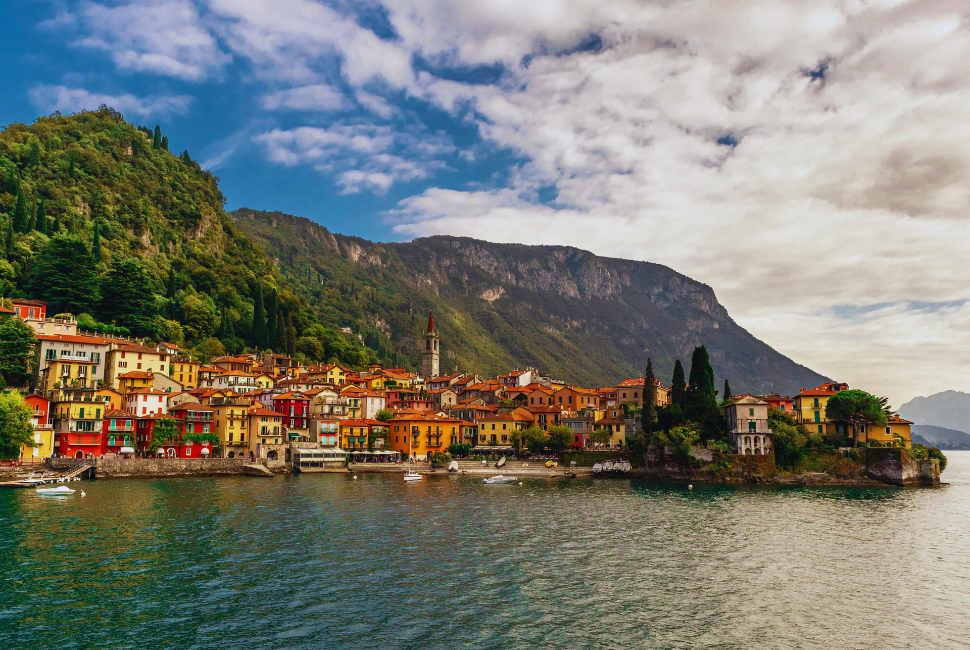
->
[911, 425, 970, 451]
[231, 208, 828, 393]
[898, 391, 970, 434]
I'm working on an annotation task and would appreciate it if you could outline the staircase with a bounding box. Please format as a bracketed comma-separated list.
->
[61, 460, 96, 480]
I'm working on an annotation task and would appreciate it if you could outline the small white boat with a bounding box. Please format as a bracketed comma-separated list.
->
[447, 460, 459, 472]
[483, 475, 517, 484]
[592, 462, 603, 474]
[404, 472, 423, 481]
[36, 485, 75, 495]
[496, 456, 506, 469]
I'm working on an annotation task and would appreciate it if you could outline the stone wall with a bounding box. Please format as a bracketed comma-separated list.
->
[866, 448, 939, 485]
[49, 457, 258, 478]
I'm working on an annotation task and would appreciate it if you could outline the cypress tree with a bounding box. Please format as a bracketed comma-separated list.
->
[671, 359, 687, 409]
[153, 125, 162, 150]
[4, 167, 16, 195]
[251, 285, 266, 348]
[642, 358, 657, 437]
[166, 268, 177, 298]
[100, 258, 158, 336]
[161, 136, 169, 151]
[36, 200, 48, 235]
[52, 213, 60, 234]
[686, 345, 721, 440]
[92, 222, 102, 263]
[723, 379, 732, 402]
[4, 220, 12, 257]
[12, 192, 29, 233]
[274, 312, 285, 353]
[266, 289, 278, 348]
[687, 346, 716, 399]
[286, 313, 296, 358]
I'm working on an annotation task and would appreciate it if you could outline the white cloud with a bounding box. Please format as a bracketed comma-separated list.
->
[28, 85, 192, 117]
[261, 83, 350, 111]
[254, 124, 453, 193]
[73, 0, 229, 81]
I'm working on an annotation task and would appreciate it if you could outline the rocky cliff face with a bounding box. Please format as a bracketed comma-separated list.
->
[231, 208, 827, 394]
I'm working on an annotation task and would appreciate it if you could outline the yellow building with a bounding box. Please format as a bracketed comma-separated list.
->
[118, 371, 155, 394]
[793, 382, 849, 436]
[858, 414, 913, 448]
[170, 357, 201, 389]
[304, 364, 349, 385]
[387, 415, 458, 459]
[41, 357, 99, 393]
[248, 406, 285, 459]
[96, 388, 125, 412]
[209, 395, 252, 457]
[106, 343, 168, 389]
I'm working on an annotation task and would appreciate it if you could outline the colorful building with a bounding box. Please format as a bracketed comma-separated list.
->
[23, 394, 54, 460]
[793, 382, 849, 436]
[386, 414, 461, 459]
[272, 392, 310, 440]
[168, 402, 216, 457]
[103, 409, 135, 455]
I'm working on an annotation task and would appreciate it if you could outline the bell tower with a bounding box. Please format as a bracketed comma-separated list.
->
[422, 310, 440, 379]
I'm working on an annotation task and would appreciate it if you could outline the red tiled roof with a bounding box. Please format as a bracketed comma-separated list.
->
[116, 343, 164, 354]
[11, 298, 47, 307]
[36, 333, 113, 345]
[118, 371, 155, 379]
[797, 382, 849, 397]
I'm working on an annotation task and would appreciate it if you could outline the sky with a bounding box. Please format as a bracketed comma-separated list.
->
[2, 0, 970, 408]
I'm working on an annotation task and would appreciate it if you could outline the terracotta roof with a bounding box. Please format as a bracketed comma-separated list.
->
[127, 388, 169, 395]
[597, 418, 626, 425]
[11, 298, 46, 307]
[170, 402, 215, 412]
[116, 343, 164, 354]
[889, 415, 913, 425]
[248, 407, 285, 417]
[273, 392, 310, 401]
[36, 333, 113, 345]
[616, 377, 646, 387]
[797, 382, 849, 397]
[104, 408, 130, 418]
[0, 305, 14, 314]
[118, 371, 155, 379]
[339, 418, 387, 427]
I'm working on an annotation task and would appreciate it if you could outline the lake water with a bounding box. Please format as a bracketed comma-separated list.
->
[2, 453, 970, 649]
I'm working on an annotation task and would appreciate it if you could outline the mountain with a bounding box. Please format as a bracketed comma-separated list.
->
[231, 208, 828, 393]
[898, 391, 970, 434]
[0, 108, 374, 369]
[911, 425, 970, 451]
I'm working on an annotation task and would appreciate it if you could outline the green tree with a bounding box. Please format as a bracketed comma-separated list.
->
[36, 199, 47, 235]
[165, 268, 177, 298]
[274, 311, 285, 353]
[91, 222, 102, 264]
[0, 391, 35, 458]
[642, 358, 657, 436]
[547, 425, 572, 453]
[723, 379, 732, 401]
[657, 424, 701, 458]
[161, 135, 169, 151]
[181, 294, 218, 341]
[266, 288, 279, 349]
[375, 408, 393, 423]
[29, 235, 99, 314]
[589, 427, 613, 448]
[522, 426, 547, 455]
[0, 318, 36, 387]
[685, 345, 722, 439]
[825, 389, 889, 448]
[286, 312, 296, 358]
[4, 167, 16, 195]
[671, 359, 686, 409]
[12, 191, 29, 233]
[251, 285, 266, 348]
[153, 125, 162, 150]
[100, 258, 158, 335]
[768, 406, 809, 469]
[3, 220, 12, 257]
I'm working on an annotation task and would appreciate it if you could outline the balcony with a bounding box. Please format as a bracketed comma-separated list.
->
[185, 413, 214, 422]
[107, 425, 134, 432]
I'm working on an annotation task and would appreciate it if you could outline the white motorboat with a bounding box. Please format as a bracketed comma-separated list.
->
[447, 460, 459, 472]
[483, 475, 517, 484]
[36, 486, 75, 495]
[591, 462, 603, 474]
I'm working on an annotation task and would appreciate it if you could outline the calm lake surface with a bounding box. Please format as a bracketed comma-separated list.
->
[2, 453, 970, 650]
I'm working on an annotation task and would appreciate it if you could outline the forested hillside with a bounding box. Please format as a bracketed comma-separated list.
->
[0, 108, 375, 367]
[232, 209, 828, 394]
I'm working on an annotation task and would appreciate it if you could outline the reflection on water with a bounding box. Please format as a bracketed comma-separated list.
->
[2, 452, 970, 649]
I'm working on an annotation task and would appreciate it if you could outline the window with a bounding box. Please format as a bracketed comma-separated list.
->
[749, 408, 755, 417]
[817, 425, 823, 434]
[813, 398, 819, 408]
[814, 411, 821, 423]
[748, 421, 757, 432]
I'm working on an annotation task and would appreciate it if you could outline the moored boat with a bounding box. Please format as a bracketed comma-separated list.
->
[36, 485, 75, 495]
[483, 475, 517, 484]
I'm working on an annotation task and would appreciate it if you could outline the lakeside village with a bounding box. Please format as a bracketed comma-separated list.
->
[0, 300, 942, 485]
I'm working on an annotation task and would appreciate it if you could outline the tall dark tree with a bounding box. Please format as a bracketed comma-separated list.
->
[642, 358, 657, 437]
[251, 285, 267, 348]
[100, 258, 158, 336]
[266, 288, 279, 348]
[165, 268, 177, 298]
[91, 222, 102, 264]
[285, 312, 296, 358]
[34, 199, 46, 234]
[723, 379, 732, 402]
[686, 345, 722, 440]
[52, 212, 60, 234]
[274, 312, 285, 353]
[12, 191, 29, 233]
[0, 318, 36, 387]
[161, 136, 169, 151]
[153, 125, 162, 150]
[4, 167, 16, 195]
[671, 359, 687, 409]
[4, 220, 12, 257]
[29, 235, 98, 314]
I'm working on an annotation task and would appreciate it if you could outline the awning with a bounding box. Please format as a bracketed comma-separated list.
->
[200, 448, 211, 455]
[119, 447, 135, 454]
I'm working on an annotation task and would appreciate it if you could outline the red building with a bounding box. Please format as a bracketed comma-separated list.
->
[168, 402, 215, 458]
[760, 393, 794, 414]
[11, 298, 46, 321]
[272, 392, 310, 433]
[58, 421, 103, 459]
[103, 409, 135, 456]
